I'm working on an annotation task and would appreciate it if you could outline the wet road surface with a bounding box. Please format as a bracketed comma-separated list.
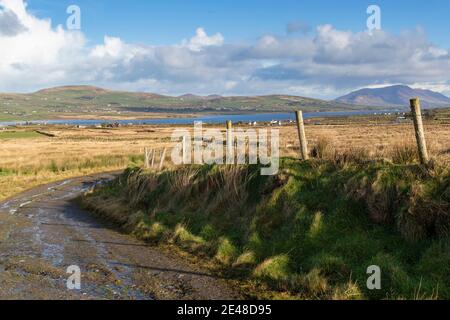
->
[0, 173, 239, 300]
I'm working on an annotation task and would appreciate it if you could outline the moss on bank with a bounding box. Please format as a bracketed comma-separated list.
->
[81, 159, 450, 300]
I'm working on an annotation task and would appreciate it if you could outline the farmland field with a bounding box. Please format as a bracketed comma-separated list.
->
[0, 131, 44, 140]
[1, 114, 449, 201]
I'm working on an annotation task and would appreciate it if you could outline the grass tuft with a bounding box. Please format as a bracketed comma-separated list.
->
[253, 255, 291, 282]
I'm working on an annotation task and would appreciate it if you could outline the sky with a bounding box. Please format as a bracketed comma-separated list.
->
[1, 0, 450, 99]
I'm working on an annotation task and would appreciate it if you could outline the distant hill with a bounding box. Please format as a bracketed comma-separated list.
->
[178, 94, 202, 100]
[335, 85, 450, 108]
[35, 85, 109, 95]
[179, 94, 223, 101]
[0, 85, 370, 121]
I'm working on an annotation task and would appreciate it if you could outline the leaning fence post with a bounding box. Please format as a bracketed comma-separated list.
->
[295, 111, 309, 160]
[151, 149, 156, 168]
[159, 148, 167, 170]
[144, 148, 152, 168]
[410, 98, 429, 165]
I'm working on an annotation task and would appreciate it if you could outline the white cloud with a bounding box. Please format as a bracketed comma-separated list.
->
[316, 24, 351, 50]
[0, 0, 87, 90]
[1, 0, 450, 100]
[0, 6, 26, 36]
[182, 27, 224, 52]
[91, 36, 125, 58]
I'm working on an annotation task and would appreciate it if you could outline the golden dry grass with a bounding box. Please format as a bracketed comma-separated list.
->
[0, 126, 173, 200]
[0, 119, 449, 201]
[279, 123, 450, 163]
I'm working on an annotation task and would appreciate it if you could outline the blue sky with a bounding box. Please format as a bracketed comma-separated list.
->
[27, 0, 450, 46]
[1, 0, 450, 98]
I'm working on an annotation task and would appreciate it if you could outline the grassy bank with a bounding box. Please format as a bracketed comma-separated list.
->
[81, 158, 449, 300]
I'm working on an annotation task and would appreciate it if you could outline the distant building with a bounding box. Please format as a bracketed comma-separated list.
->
[396, 116, 409, 123]
[269, 120, 283, 126]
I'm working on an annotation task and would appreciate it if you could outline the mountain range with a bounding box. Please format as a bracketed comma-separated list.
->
[0, 85, 363, 121]
[1, 85, 449, 121]
[335, 85, 450, 108]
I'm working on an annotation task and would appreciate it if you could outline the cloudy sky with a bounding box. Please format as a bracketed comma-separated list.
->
[1, 0, 450, 99]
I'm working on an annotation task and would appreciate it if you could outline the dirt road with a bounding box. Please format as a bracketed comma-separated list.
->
[0, 173, 239, 300]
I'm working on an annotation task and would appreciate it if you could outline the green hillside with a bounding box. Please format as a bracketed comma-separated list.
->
[0, 85, 376, 121]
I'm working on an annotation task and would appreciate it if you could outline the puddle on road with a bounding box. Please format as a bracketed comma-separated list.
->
[47, 179, 73, 191]
[0, 175, 153, 300]
[61, 210, 153, 300]
[0, 179, 78, 214]
[34, 210, 66, 267]
[19, 201, 32, 208]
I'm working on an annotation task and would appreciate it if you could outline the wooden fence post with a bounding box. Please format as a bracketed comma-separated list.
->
[159, 148, 167, 170]
[144, 147, 148, 168]
[182, 135, 187, 164]
[144, 148, 153, 168]
[151, 150, 156, 168]
[226, 120, 233, 164]
[410, 98, 429, 165]
[295, 111, 309, 160]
